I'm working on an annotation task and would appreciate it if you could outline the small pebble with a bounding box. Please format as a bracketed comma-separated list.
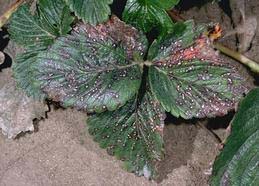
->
[0, 51, 5, 65]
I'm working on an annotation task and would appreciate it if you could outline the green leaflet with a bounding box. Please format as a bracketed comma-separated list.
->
[38, 0, 74, 35]
[122, 0, 179, 33]
[88, 90, 165, 178]
[148, 23, 250, 119]
[9, 0, 74, 99]
[9, 0, 73, 50]
[211, 88, 259, 186]
[13, 50, 47, 100]
[156, 0, 181, 9]
[34, 16, 148, 112]
[66, 0, 113, 25]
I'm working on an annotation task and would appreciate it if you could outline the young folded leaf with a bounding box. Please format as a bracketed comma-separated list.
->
[34, 16, 148, 112]
[211, 88, 259, 186]
[66, 0, 113, 25]
[88, 90, 166, 178]
[122, 0, 178, 33]
[9, 0, 74, 99]
[149, 24, 250, 119]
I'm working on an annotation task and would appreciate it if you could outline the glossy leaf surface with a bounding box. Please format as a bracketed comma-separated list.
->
[66, 0, 113, 25]
[34, 16, 148, 112]
[88, 90, 165, 178]
[122, 0, 179, 33]
[149, 23, 250, 119]
[211, 88, 259, 186]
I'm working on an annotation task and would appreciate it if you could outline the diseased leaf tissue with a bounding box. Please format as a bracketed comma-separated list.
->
[4, 0, 251, 179]
[34, 16, 147, 113]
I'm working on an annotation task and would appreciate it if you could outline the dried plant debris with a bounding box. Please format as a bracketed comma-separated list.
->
[237, 16, 257, 53]
[228, 0, 257, 52]
[0, 69, 48, 138]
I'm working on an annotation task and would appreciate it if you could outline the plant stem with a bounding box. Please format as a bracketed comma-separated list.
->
[214, 43, 259, 74]
[0, 0, 25, 28]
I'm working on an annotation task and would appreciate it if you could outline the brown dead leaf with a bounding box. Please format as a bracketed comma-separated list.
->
[238, 16, 257, 52]
[228, 0, 258, 53]
[0, 69, 48, 138]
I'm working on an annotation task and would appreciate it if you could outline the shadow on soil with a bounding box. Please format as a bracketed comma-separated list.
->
[156, 114, 199, 182]
[0, 28, 12, 71]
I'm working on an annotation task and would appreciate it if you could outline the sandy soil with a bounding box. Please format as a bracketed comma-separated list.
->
[0, 108, 219, 186]
[0, 0, 258, 185]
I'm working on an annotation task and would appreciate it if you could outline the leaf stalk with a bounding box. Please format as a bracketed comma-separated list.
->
[214, 42, 259, 74]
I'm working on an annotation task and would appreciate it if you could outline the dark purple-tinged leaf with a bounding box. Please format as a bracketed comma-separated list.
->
[88, 90, 166, 178]
[34, 16, 148, 112]
[149, 30, 250, 119]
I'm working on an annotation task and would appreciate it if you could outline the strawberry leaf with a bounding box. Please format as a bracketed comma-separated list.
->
[38, 0, 74, 35]
[149, 24, 250, 119]
[66, 0, 113, 25]
[157, 0, 181, 9]
[9, 0, 73, 50]
[13, 50, 47, 100]
[122, 0, 178, 33]
[9, 0, 74, 99]
[148, 20, 204, 60]
[88, 90, 165, 178]
[211, 88, 259, 185]
[34, 16, 148, 112]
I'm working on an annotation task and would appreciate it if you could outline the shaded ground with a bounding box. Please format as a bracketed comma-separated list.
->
[0, 0, 258, 185]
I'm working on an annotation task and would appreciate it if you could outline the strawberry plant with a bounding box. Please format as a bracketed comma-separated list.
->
[211, 88, 259, 186]
[2, 0, 258, 183]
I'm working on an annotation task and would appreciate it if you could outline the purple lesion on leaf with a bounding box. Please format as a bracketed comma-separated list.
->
[196, 94, 236, 118]
[154, 35, 222, 66]
[151, 33, 251, 119]
[73, 15, 147, 60]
